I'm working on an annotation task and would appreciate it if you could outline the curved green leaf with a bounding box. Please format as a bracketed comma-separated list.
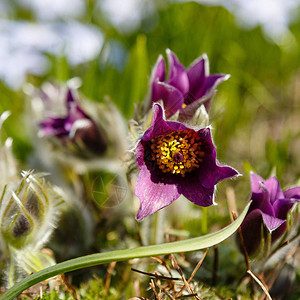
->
[0, 202, 250, 300]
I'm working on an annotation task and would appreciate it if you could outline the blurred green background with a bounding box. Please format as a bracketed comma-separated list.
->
[1, 0, 300, 200]
[1, 1, 300, 298]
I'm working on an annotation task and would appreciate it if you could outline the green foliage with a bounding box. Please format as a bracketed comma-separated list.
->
[0, 0, 300, 299]
[24, 290, 73, 300]
[0, 203, 250, 299]
[2, 1, 299, 182]
[118, 35, 149, 118]
[21, 277, 120, 300]
[79, 278, 119, 300]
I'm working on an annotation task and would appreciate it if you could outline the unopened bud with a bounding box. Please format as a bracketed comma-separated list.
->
[0, 171, 63, 250]
[70, 118, 107, 157]
[39, 89, 108, 158]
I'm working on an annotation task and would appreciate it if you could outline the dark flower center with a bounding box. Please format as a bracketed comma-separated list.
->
[150, 129, 204, 176]
[173, 151, 184, 163]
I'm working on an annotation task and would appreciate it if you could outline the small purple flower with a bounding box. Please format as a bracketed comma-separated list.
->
[39, 89, 107, 157]
[241, 172, 300, 255]
[149, 49, 229, 119]
[134, 103, 239, 221]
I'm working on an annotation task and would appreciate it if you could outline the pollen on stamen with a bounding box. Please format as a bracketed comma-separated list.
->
[149, 129, 204, 176]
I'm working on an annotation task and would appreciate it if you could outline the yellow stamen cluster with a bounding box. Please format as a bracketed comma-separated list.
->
[150, 130, 204, 176]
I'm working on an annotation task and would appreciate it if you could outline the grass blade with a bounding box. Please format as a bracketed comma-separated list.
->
[0, 202, 250, 300]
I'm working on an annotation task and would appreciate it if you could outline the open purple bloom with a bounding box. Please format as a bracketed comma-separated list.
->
[39, 89, 107, 157]
[134, 103, 239, 221]
[241, 172, 300, 255]
[150, 49, 229, 119]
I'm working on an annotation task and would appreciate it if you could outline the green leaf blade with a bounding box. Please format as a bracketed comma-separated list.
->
[0, 202, 250, 300]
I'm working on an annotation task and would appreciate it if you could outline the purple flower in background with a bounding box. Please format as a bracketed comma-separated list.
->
[134, 103, 239, 221]
[40, 89, 107, 157]
[149, 49, 229, 119]
[241, 172, 300, 255]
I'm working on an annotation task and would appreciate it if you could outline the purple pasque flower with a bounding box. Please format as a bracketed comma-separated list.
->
[134, 103, 239, 221]
[241, 172, 300, 255]
[149, 49, 229, 119]
[39, 89, 107, 157]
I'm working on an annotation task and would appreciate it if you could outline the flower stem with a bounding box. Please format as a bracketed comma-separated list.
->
[212, 245, 218, 285]
[201, 207, 208, 234]
[153, 209, 165, 244]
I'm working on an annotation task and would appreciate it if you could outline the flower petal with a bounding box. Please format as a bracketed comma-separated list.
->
[198, 160, 239, 189]
[261, 212, 286, 232]
[264, 176, 284, 203]
[41, 89, 89, 138]
[240, 209, 264, 255]
[187, 53, 229, 104]
[186, 55, 206, 102]
[66, 89, 76, 108]
[198, 158, 239, 188]
[249, 172, 274, 216]
[143, 103, 187, 141]
[179, 175, 215, 207]
[151, 81, 185, 118]
[166, 49, 189, 96]
[134, 142, 145, 169]
[250, 172, 265, 194]
[273, 198, 299, 219]
[151, 55, 166, 82]
[283, 186, 300, 200]
[39, 117, 68, 136]
[66, 89, 88, 117]
[200, 74, 228, 97]
[195, 128, 239, 188]
[271, 223, 287, 243]
[135, 165, 180, 221]
[179, 91, 216, 122]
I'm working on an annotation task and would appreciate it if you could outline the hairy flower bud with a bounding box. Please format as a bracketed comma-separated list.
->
[39, 89, 108, 158]
[27, 81, 128, 174]
[0, 171, 63, 251]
